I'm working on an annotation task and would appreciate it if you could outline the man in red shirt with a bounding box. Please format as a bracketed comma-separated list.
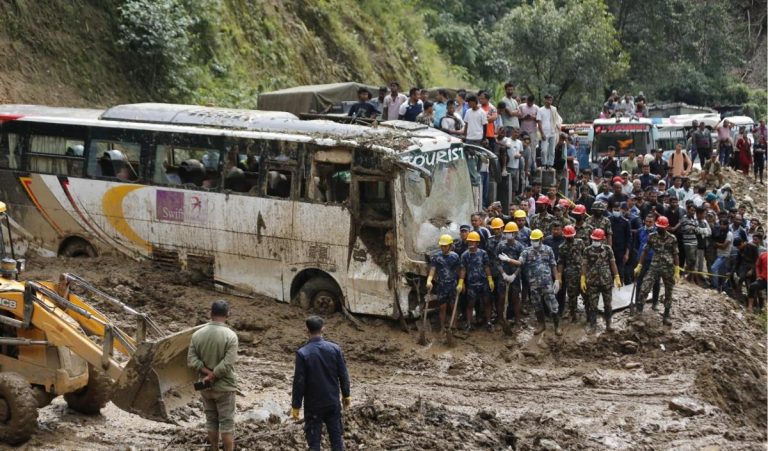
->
[747, 251, 767, 312]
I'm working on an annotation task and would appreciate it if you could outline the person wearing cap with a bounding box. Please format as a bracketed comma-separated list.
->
[621, 149, 640, 176]
[649, 148, 669, 180]
[458, 231, 494, 331]
[454, 225, 471, 259]
[717, 184, 737, 212]
[427, 234, 462, 331]
[291, 316, 351, 451]
[581, 228, 622, 332]
[188, 300, 239, 451]
[508, 229, 562, 335]
[553, 200, 573, 227]
[586, 200, 613, 246]
[634, 216, 680, 324]
[619, 171, 633, 195]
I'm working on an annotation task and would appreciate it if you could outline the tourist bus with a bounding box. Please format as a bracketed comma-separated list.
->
[0, 103, 484, 318]
[590, 117, 659, 161]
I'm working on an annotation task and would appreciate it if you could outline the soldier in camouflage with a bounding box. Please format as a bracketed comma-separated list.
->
[557, 225, 585, 321]
[634, 216, 681, 325]
[530, 196, 555, 237]
[459, 231, 494, 332]
[426, 234, 461, 330]
[580, 228, 622, 332]
[509, 229, 562, 335]
[585, 201, 613, 246]
[571, 204, 593, 243]
[553, 200, 574, 228]
[496, 222, 526, 326]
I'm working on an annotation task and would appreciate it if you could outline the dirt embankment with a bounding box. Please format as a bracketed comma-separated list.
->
[17, 252, 766, 451]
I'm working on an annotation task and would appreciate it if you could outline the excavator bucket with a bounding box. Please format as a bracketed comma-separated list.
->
[111, 325, 202, 422]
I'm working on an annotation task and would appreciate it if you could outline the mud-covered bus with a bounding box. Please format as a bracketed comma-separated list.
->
[590, 117, 659, 160]
[0, 103, 483, 318]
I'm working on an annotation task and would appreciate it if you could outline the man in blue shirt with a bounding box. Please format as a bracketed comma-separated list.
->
[432, 89, 448, 128]
[291, 316, 351, 451]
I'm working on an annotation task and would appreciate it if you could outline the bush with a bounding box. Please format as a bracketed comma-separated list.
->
[117, 0, 195, 97]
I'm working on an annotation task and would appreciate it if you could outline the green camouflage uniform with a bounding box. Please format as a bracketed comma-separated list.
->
[638, 231, 678, 311]
[530, 212, 555, 237]
[574, 221, 593, 243]
[582, 243, 616, 315]
[558, 238, 585, 314]
[585, 215, 612, 241]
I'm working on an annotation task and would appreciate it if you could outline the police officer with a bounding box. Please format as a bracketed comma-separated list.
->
[509, 229, 562, 335]
[459, 231, 494, 331]
[514, 210, 532, 246]
[487, 218, 505, 325]
[580, 229, 622, 332]
[426, 235, 461, 331]
[586, 201, 613, 246]
[634, 216, 681, 325]
[558, 225, 585, 321]
[291, 316, 351, 451]
[497, 222, 525, 326]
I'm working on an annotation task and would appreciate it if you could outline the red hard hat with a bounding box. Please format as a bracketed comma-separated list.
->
[558, 198, 571, 208]
[655, 215, 670, 229]
[563, 225, 576, 238]
[612, 176, 623, 184]
[572, 204, 587, 215]
[590, 228, 606, 240]
[536, 195, 550, 205]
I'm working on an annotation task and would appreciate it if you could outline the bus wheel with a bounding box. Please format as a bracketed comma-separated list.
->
[300, 278, 341, 315]
[59, 238, 96, 258]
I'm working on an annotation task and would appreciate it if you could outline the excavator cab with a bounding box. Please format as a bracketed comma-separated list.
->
[0, 202, 199, 444]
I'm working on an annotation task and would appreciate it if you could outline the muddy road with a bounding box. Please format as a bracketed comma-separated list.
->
[10, 253, 767, 450]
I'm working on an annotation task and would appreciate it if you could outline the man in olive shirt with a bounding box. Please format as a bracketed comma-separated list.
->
[188, 300, 239, 451]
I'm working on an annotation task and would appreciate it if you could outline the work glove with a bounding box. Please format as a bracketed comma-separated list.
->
[553, 280, 561, 293]
[633, 264, 643, 276]
[614, 275, 622, 288]
[501, 169, 509, 177]
[291, 408, 300, 420]
[457, 279, 465, 293]
[498, 253, 511, 263]
[580, 275, 587, 292]
[503, 273, 516, 283]
[426, 276, 433, 291]
[674, 266, 681, 283]
[487, 276, 495, 292]
[342, 396, 351, 408]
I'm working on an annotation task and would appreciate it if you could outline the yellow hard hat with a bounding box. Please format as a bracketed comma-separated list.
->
[467, 231, 481, 242]
[438, 234, 454, 246]
[503, 222, 519, 233]
[514, 210, 527, 219]
[530, 229, 544, 240]
[490, 217, 504, 229]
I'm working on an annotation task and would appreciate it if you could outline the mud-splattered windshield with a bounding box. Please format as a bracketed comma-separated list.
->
[401, 145, 474, 261]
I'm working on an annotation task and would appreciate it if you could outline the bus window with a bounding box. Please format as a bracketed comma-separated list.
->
[29, 135, 85, 176]
[222, 139, 261, 194]
[266, 169, 293, 198]
[359, 180, 392, 222]
[155, 144, 222, 189]
[304, 148, 351, 204]
[88, 139, 141, 181]
[0, 131, 21, 169]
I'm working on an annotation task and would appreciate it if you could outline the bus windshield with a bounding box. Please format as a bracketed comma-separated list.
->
[593, 123, 652, 157]
[401, 146, 473, 261]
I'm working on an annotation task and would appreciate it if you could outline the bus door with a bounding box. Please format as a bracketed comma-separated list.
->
[347, 174, 396, 316]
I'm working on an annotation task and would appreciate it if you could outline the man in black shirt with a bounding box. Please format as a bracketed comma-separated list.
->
[649, 149, 669, 180]
[347, 88, 378, 119]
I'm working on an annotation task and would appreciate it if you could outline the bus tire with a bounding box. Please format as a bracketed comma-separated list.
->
[299, 278, 341, 315]
[59, 238, 97, 258]
[64, 365, 112, 415]
[0, 372, 38, 445]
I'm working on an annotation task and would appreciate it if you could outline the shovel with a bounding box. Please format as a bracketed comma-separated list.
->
[446, 290, 461, 347]
[501, 269, 520, 336]
[417, 284, 431, 346]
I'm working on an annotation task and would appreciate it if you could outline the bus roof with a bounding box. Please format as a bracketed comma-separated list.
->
[592, 117, 654, 125]
[0, 103, 459, 153]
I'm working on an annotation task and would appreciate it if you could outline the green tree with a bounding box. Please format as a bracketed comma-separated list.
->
[481, 0, 626, 120]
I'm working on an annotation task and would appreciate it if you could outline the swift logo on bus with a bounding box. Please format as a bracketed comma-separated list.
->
[400, 147, 464, 168]
[156, 190, 208, 224]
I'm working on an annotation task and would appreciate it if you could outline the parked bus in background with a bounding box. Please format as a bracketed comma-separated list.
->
[0, 104, 482, 319]
[589, 118, 659, 164]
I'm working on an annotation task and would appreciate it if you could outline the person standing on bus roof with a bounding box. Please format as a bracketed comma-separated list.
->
[347, 88, 377, 119]
[291, 316, 351, 451]
[537, 94, 561, 169]
[382, 82, 407, 121]
[669, 143, 691, 178]
[399, 87, 423, 122]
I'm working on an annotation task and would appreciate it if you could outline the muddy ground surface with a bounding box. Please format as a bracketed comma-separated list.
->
[2, 249, 762, 451]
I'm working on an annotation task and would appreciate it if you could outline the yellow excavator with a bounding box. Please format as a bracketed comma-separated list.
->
[0, 202, 199, 444]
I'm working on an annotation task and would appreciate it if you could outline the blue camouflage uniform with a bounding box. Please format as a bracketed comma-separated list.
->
[461, 249, 491, 302]
[517, 226, 532, 246]
[497, 240, 525, 293]
[429, 251, 461, 304]
[487, 234, 503, 291]
[518, 244, 558, 315]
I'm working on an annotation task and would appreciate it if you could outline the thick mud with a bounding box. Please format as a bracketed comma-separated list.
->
[13, 252, 766, 451]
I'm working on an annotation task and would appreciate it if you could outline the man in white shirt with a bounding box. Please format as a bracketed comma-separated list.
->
[463, 95, 488, 144]
[500, 128, 524, 203]
[500, 82, 520, 135]
[536, 94, 561, 169]
[519, 95, 539, 158]
[382, 81, 407, 121]
[439, 101, 464, 136]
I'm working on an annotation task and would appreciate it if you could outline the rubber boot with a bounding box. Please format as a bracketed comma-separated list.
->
[587, 311, 597, 333]
[533, 311, 546, 335]
[604, 313, 612, 332]
[662, 307, 672, 326]
[553, 315, 562, 336]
